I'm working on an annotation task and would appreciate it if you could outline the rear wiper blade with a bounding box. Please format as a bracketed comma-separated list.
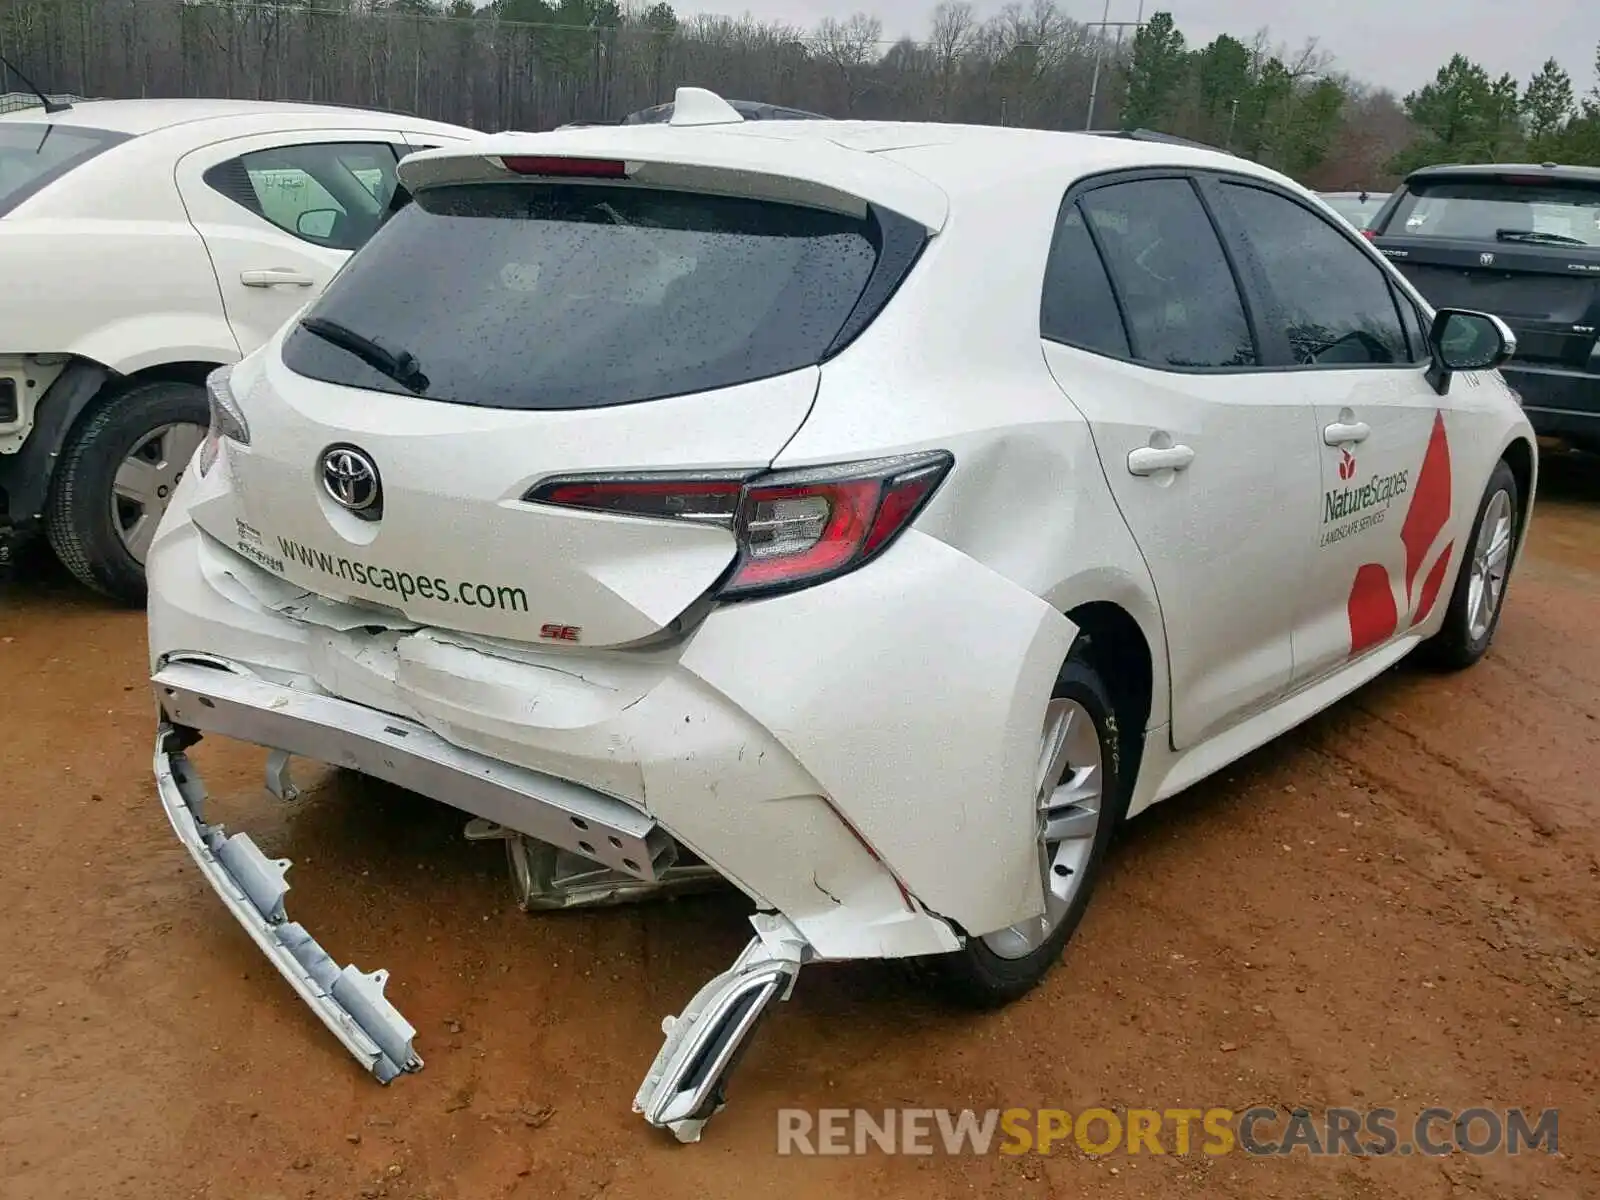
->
[298, 316, 429, 392]
[1495, 228, 1587, 246]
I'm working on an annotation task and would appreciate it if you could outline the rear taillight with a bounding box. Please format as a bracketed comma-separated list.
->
[197, 366, 249, 477]
[525, 452, 953, 600]
[1360, 228, 1377, 241]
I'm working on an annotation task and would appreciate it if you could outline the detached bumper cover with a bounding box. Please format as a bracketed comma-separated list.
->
[155, 724, 422, 1082]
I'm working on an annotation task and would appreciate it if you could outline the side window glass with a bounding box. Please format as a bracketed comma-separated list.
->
[1079, 179, 1256, 369]
[1217, 182, 1410, 367]
[1041, 200, 1131, 358]
[224, 142, 398, 252]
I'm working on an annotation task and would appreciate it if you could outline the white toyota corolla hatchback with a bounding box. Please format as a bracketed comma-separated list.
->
[146, 88, 1537, 1141]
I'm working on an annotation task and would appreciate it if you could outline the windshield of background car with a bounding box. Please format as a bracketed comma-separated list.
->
[0, 122, 126, 216]
[1386, 177, 1600, 246]
[280, 181, 896, 410]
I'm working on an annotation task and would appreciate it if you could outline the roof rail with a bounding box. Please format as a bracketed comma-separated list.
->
[1086, 128, 1226, 153]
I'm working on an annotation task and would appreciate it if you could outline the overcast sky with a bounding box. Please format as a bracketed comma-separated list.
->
[679, 0, 1600, 98]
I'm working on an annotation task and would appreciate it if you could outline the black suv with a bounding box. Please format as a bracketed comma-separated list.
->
[1367, 163, 1600, 451]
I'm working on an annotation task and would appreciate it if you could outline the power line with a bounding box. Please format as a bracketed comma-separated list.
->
[172, 0, 1143, 50]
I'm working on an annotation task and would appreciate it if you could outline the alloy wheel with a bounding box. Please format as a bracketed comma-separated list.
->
[980, 696, 1105, 960]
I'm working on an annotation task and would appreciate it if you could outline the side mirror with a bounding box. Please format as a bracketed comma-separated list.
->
[296, 208, 339, 240]
[1425, 307, 1517, 396]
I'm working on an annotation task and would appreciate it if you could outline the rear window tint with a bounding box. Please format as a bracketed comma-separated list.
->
[1386, 177, 1600, 247]
[0, 122, 126, 216]
[281, 182, 907, 410]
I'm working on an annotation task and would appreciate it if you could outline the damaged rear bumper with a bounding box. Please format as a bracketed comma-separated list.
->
[155, 723, 422, 1082]
[152, 659, 816, 1134]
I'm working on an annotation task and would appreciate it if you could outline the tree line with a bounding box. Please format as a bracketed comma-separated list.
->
[0, 0, 1597, 188]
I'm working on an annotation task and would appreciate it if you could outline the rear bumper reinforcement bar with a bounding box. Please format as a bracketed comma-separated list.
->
[152, 661, 674, 882]
[155, 724, 422, 1082]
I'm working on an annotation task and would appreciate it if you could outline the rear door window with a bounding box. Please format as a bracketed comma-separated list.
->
[205, 141, 400, 251]
[281, 182, 915, 410]
[1040, 201, 1130, 358]
[0, 122, 127, 217]
[1078, 177, 1257, 369]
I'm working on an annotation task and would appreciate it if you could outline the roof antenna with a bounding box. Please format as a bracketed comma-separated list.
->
[668, 86, 744, 127]
[0, 53, 72, 114]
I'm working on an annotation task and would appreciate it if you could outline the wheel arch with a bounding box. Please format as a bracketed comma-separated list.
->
[1058, 592, 1165, 820]
[1499, 435, 1536, 550]
[4, 357, 224, 527]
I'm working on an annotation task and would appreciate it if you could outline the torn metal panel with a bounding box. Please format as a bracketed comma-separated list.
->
[154, 725, 421, 1083]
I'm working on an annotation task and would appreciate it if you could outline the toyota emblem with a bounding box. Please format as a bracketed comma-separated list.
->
[321, 445, 383, 517]
[1479, 251, 1496, 266]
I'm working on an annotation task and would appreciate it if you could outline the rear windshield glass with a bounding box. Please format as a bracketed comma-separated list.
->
[0, 122, 125, 216]
[281, 182, 887, 410]
[1322, 194, 1386, 228]
[1386, 177, 1600, 247]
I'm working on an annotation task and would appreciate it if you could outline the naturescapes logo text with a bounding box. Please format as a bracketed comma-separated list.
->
[1324, 467, 1409, 525]
[776, 1106, 1559, 1158]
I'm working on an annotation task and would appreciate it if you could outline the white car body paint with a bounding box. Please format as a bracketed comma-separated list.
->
[142, 92, 1538, 1131]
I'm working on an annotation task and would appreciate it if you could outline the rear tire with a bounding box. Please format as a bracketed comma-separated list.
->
[1416, 458, 1521, 671]
[930, 644, 1126, 1009]
[45, 380, 208, 606]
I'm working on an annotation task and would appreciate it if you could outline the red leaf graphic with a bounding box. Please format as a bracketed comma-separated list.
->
[1348, 563, 1398, 655]
[1401, 412, 1452, 603]
[1411, 541, 1454, 628]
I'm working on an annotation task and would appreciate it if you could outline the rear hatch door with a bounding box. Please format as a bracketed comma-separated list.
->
[191, 135, 941, 647]
[1371, 170, 1600, 370]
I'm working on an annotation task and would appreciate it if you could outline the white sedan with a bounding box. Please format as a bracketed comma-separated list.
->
[145, 88, 1536, 1142]
[0, 95, 476, 598]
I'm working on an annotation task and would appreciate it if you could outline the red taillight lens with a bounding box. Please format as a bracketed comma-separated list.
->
[524, 452, 953, 600]
[499, 155, 629, 178]
[1360, 228, 1377, 241]
[531, 477, 747, 523]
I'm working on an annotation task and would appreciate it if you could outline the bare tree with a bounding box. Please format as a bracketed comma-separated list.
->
[813, 12, 883, 113]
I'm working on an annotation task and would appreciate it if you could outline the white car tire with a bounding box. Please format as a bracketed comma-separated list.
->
[46, 379, 209, 606]
[931, 644, 1126, 1009]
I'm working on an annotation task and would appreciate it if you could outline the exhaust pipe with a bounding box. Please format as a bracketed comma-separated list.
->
[634, 914, 809, 1143]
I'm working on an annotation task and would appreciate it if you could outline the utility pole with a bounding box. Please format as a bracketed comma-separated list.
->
[1084, 0, 1113, 130]
[1084, 9, 1147, 130]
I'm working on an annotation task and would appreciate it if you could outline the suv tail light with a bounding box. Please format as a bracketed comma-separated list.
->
[525, 451, 954, 599]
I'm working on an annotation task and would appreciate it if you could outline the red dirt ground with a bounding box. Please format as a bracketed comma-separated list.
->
[2, 451, 1596, 1200]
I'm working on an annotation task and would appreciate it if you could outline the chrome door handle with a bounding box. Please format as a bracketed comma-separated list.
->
[1323, 421, 1371, 446]
[1127, 445, 1196, 476]
[240, 268, 315, 288]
